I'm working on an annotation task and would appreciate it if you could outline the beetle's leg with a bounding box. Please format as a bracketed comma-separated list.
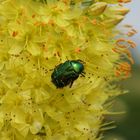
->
[60, 80, 65, 87]
[81, 73, 85, 77]
[55, 79, 60, 88]
[82, 71, 86, 74]
[55, 79, 64, 88]
[69, 73, 79, 88]
[69, 80, 74, 88]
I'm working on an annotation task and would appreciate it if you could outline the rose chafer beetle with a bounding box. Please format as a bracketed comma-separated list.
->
[51, 60, 85, 88]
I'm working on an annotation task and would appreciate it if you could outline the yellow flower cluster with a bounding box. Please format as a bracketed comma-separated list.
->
[0, 0, 134, 140]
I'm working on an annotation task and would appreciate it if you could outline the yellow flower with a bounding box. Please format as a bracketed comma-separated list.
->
[0, 0, 134, 140]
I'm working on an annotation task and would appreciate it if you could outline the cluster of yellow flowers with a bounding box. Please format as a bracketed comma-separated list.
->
[0, 0, 134, 140]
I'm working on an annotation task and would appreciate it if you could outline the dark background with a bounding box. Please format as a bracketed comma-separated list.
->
[104, 64, 140, 140]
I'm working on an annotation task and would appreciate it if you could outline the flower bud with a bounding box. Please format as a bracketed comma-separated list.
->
[103, 15, 124, 27]
[104, 6, 129, 16]
[89, 2, 107, 16]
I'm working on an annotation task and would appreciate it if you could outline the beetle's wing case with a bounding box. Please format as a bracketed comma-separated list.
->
[51, 61, 71, 79]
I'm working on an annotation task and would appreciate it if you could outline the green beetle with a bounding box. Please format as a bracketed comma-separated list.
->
[51, 60, 85, 88]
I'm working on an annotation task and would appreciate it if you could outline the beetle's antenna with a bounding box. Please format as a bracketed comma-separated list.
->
[77, 59, 86, 64]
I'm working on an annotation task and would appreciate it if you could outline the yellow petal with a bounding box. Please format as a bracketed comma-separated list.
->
[74, 122, 90, 133]
[12, 123, 30, 137]
[30, 121, 42, 134]
[8, 41, 23, 55]
[34, 88, 50, 104]
[55, 16, 69, 27]
[0, 90, 21, 105]
[20, 78, 34, 90]
[0, 112, 4, 130]
[26, 42, 41, 56]
[11, 107, 26, 123]
[0, 61, 5, 70]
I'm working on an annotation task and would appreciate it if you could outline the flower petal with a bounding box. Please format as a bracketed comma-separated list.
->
[8, 41, 24, 55]
[12, 123, 30, 137]
[30, 121, 42, 134]
[26, 42, 41, 56]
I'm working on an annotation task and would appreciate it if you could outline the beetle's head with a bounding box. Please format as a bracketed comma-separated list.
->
[71, 60, 84, 74]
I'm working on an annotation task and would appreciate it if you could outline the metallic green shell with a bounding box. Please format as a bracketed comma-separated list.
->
[51, 60, 84, 88]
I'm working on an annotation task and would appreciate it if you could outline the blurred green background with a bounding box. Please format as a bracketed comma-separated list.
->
[104, 64, 140, 140]
[103, 1, 140, 139]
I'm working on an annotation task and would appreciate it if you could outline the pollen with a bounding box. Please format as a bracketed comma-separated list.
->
[118, 0, 131, 3]
[75, 48, 81, 53]
[12, 31, 18, 37]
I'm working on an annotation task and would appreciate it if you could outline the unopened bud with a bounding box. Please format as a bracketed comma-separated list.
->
[103, 15, 124, 27]
[104, 6, 129, 16]
[89, 2, 107, 16]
